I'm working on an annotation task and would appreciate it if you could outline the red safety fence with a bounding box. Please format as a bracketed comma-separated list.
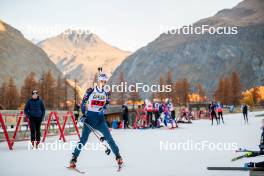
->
[0, 113, 12, 150]
[42, 111, 66, 142]
[0, 111, 80, 150]
[0, 111, 30, 150]
[42, 111, 81, 142]
[59, 111, 80, 140]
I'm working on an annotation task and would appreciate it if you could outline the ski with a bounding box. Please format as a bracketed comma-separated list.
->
[207, 167, 264, 171]
[236, 148, 255, 153]
[66, 166, 85, 174]
[232, 151, 260, 161]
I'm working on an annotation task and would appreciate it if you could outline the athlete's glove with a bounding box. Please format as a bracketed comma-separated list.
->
[244, 162, 255, 168]
[80, 115, 86, 123]
[245, 152, 254, 157]
[98, 107, 106, 116]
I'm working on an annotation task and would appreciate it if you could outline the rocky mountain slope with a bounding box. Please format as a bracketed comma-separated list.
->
[0, 20, 63, 88]
[110, 0, 264, 98]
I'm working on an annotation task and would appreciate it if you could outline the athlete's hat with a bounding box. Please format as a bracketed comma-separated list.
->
[98, 67, 108, 81]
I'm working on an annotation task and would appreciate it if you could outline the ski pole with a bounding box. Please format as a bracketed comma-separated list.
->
[83, 121, 104, 141]
[83, 121, 102, 139]
[83, 122, 111, 155]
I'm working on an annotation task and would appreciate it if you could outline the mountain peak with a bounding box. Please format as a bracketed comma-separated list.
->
[213, 0, 264, 25]
[38, 28, 131, 89]
[110, 0, 264, 98]
[236, 0, 264, 10]
[58, 29, 103, 47]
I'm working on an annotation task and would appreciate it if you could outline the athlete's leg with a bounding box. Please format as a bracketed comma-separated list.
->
[243, 113, 247, 124]
[216, 112, 219, 125]
[220, 112, 224, 123]
[29, 118, 37, 142]
[72, 122, 92, 157]
[216, 112, 220, 125]
[35, 118, 42, 142]
[211, 112, 213, 125]
[245, 112, 248, 123]
[95, 120, 120, 156]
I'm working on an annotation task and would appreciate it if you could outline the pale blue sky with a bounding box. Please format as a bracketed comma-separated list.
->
[0, 0, 242, 51]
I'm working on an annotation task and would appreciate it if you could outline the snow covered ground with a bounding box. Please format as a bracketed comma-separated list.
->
[1, 111, 264, 176]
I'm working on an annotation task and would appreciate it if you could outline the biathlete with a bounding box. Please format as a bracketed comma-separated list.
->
[69, 69, 123, 169]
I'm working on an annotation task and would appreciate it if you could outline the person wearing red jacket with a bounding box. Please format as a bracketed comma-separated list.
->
[216, 104, 224, 124]
[144, 100, 153, 127]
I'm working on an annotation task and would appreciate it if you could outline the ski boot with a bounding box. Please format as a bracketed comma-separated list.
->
[36, 141, 40, 149]
[31, 141, 35, 148]
[69, 155, 77, 168]
[116, 154, 123, 171]
[244, 162, 255, 168]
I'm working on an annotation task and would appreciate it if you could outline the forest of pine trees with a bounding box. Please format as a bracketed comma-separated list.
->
[214, 72, 242, 105]
[4, 70, 257, 108]
[0, 71, 80, 110]
[111, 70, 262, 107]
[153, 72, 197, 106]
[112, 71, 128, 105]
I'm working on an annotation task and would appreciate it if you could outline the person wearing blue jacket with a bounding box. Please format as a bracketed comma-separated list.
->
[24, 90, 45, 148]
[69, 70, 123, 169]
[209, 101, 219, 125]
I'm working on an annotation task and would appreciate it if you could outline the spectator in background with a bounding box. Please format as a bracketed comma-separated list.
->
[217, 103, 224, 124]
[145, 100, 153, 127]
[241, 104, 249, 124]
[209, 101, 219, 125]
[167, 99, 175, 120]
[153, 101, 160, 127]
[74, 103, 81, 121]
[24, 90, 45, 148]
[228, 105, 235, 113]
[122, 103, 129, 129]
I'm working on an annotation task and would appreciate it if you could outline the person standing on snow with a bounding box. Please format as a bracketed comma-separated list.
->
[74, 102, 81, 121]
[241, 104, 249, 124]
[153, 101, 160, 127]
[145, 100, 153, 127]
[162, 103, 169, 126]
[24, 90, 45, 148]
[209, 101, 219, 125]
[217, 103, 224, 124]
[122, 103, 129, 129]
[69, 69, 123, 169]
[167, 99, 175, 120]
